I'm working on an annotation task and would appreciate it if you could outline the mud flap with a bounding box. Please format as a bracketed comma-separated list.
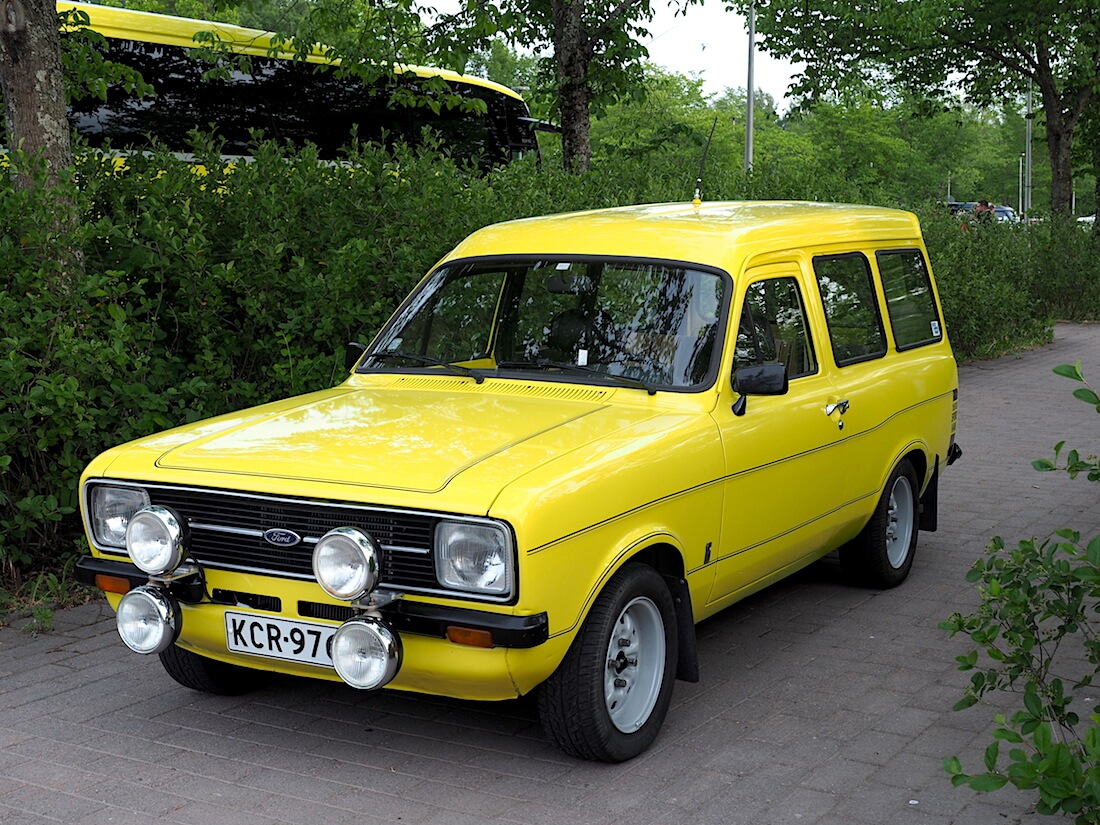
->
[664, 575, 699, 683]
[919, 463, 939, 532]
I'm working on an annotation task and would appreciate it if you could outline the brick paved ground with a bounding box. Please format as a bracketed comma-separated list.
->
[4, 324, 1100, 825]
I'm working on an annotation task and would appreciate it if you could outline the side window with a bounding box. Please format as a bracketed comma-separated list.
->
[876, 249, 943, 350]
[396, 271, 505, 362]
[733, 277, 818, 379]
[812, 253, 887, 366]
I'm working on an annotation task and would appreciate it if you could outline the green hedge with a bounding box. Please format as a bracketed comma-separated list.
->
[918, 210, 1100, 358]
[2, 140, 1099, 599]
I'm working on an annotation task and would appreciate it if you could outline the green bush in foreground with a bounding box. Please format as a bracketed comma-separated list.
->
[943, 362, 1100, 822]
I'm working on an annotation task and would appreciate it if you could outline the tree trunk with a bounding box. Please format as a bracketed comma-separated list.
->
[552, 0, 593, 173]
[1033, 43, 1093, 216]
[1045, 115, 1075, 216]
[1036, 84, 1079, 216]
[0, 0, 72, 188]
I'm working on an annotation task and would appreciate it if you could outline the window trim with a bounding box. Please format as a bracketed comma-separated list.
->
[733, 274, 819, 381]
[363, 254, 734, 394]
[811, 251, 888, 368]
[874, 248, 945, 352]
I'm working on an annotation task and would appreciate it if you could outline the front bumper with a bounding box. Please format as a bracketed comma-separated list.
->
[76, 556, 549, 649]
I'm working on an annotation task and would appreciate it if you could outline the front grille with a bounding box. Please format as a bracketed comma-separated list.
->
[144, 486, 440, 591]
[299, 601, 356, 622]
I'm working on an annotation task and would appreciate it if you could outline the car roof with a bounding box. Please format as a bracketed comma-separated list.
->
[445, 201, 924, 272]
[58, 1, 523, 100]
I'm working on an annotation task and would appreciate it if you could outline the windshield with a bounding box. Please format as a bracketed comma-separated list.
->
[363, 258, 729, 391]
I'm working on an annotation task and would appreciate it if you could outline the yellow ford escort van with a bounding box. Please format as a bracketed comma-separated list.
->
[77, 201, 960, 762]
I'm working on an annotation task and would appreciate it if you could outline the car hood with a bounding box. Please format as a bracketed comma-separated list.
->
[122, 379, 668, 501]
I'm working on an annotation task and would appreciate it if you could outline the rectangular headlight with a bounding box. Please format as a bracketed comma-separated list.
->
[88, 484, 150, 549]
[434, 521, 513, 596]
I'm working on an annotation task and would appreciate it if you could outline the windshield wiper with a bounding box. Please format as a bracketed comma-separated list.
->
[368, 351, 486, 384]
[497, 359, 656, 395]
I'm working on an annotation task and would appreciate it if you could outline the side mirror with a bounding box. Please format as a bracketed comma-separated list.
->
[345, 342, 367, 372]
[732, 363, 788, 416]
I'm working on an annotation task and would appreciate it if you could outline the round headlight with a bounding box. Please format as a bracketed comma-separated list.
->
[125, 506, 187, 575]
[312, 527, 380, 601]
[331, 618, 401, 690]
[116, 586, 179, 654]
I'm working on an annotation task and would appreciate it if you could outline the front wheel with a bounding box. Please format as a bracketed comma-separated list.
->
[538, 563, 677, 762]
[840, 459, 920, 588]
[159, 644, 266, 695]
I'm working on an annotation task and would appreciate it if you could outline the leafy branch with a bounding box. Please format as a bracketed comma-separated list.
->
[942, 363, 1100, 822]
[1033, 361, 1100, 482]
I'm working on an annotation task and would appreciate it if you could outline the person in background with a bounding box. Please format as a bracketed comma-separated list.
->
[973, 200, 995, 222]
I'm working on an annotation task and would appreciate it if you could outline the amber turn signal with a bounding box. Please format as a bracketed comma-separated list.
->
[445, 626, 494, 648]
[95, 574, 133, 595]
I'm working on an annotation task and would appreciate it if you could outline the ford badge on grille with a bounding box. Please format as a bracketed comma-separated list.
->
[263, 528, 302, 547]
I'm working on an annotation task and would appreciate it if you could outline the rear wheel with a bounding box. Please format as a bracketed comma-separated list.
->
[840, 459, 920, 588]
[538, 563, 677, 762]
[159, 644, 266, 695]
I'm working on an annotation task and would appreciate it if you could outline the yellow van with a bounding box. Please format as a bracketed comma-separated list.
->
[59, 1, 539, 165]
[77, 201, 960, 762]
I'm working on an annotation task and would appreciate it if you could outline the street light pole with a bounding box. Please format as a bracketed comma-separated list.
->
[1018, 153, 1024, 214]
[1025, 84, 1033, 217]
[744, 0, 755, 173]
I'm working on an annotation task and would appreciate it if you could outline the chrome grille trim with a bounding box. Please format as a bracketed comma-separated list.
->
[188, 522, 422, 553]
[84, 480, 515, 603]
[189, 522, 262, 538]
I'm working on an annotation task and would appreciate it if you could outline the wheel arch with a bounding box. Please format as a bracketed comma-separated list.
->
[623, 542, 699, 684]
[898, 445, 938, 532]
[901, 446, 928, 490]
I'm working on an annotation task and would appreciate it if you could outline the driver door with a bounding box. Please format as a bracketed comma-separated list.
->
[708, 263, 852, 607]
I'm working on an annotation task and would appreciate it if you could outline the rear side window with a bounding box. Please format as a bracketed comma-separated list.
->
[812, 253, 887, 366]
[876, 249, 943, 350]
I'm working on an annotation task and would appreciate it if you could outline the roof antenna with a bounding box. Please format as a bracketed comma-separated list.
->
[692, 116, 719, 207]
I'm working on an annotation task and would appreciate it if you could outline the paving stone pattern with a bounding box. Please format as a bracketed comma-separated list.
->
[5, 324, 1100, 825]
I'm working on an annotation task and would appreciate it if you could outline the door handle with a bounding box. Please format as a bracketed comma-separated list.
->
[825, 399, 850, 416]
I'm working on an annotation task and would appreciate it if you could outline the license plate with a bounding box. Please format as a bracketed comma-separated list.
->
[225, 612, 335, 667]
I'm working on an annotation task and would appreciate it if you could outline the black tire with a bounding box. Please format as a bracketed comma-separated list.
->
[840, 459, 920, 588]
[538, 563, 677, 762]
[159, 644, 266, 695]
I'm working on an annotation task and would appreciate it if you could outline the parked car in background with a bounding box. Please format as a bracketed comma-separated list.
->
[77, 201, 961, 762]
[959, 202, 1019, 223]
[56, 1, 540, 168]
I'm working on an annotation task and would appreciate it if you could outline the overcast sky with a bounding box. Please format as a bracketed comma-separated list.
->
[642, 2, 801, 107]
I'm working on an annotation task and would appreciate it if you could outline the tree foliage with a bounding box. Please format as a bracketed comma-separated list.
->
[94, 0, 243, 24]
[478, 0, 701, 172]
[724, 0, 1100, 215]
[297, 0, 704, 172]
